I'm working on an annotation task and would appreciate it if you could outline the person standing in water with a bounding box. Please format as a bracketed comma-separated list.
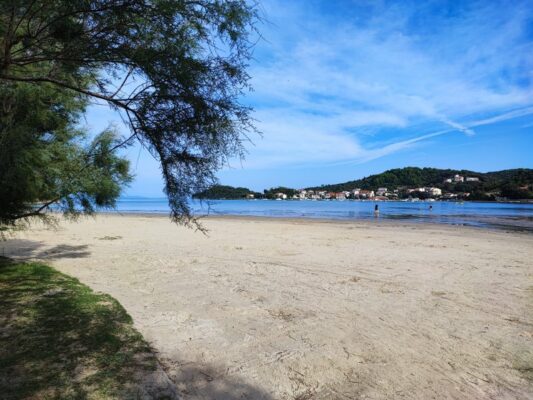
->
[429, 204, 433, 211]
[374, 204, 379, 217]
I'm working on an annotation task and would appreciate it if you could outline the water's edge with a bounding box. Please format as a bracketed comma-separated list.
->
[105, 199, 533, 233]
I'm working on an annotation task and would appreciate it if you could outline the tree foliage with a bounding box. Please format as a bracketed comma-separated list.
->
[0, 68, 132, 228]
[0, 0, 257, 228]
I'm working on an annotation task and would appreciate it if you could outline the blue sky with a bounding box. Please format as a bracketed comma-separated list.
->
[84, 0, 533, 195]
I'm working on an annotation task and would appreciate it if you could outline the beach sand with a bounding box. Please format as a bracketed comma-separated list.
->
[4, 214, 533, 399]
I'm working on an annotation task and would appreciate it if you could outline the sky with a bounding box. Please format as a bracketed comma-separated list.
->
[84, 0, 533, 195]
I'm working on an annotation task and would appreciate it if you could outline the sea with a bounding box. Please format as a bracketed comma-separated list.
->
[109, 197, 533, 232]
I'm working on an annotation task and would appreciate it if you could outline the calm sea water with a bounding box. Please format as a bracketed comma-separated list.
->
[110, 198, 533, 232]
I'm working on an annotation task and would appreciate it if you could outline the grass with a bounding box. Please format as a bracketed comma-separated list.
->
[0, 259, 168, 399]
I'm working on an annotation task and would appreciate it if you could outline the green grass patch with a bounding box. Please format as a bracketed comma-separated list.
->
[0, 259, 163, 399]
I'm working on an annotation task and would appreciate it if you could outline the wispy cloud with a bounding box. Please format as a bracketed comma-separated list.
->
[467, 107, 533, 127]
[239, 0, 533, 169]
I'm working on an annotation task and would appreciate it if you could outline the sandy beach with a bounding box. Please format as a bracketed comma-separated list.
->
[3, 215, 532, 399]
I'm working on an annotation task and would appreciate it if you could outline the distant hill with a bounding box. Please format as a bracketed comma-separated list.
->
[193, 168, 533, 201]
[193, 185, 259, 200]
[306, 167, 533, 200]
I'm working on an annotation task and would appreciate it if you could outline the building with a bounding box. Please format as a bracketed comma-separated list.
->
[335, 192, 346, 200]
[275, 192, 287, 200]
[466, 177, 479, 182]
[359, 189, 375, 199]
[454, 174, 464, 182]
[246, 193, 255, 199]
[428, 187, 442, 196]
[444, 178, 452, 183]
[351, 188, 361, 196]
[376, 187, 387, 196]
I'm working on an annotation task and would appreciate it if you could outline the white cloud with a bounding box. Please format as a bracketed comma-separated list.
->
[238, 0, 533, 169]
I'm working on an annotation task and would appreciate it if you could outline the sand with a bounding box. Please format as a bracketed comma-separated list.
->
[3, 214, 533, 399]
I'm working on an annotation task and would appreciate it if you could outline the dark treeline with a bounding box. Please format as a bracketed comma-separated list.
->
[193, 185, 260, 200]
[193, 185, 300, 199]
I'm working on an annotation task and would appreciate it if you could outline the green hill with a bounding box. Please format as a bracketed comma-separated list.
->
[193, 185, 259, 199]
[307, 167, 533, 200]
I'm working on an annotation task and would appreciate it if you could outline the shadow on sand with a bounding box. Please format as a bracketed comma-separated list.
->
[1, 239, 91, 260]
[161, 361, 274, 400]
[0, 245, 274, 399]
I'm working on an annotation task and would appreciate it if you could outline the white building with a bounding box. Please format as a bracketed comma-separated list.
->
[376, 187, 387, 196]
[359, 190, 375, 198]
[454, 174, 464, 182]
[444, 178, 452, 183]
[429, 187, 442, 196]
[466, 177, 479, 182]
[336, 192, 346, 200]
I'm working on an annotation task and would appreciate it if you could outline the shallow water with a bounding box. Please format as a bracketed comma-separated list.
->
[110, 198, 533, 232]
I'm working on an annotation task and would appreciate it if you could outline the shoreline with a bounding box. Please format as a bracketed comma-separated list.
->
[123, 196, 533, 204]
[194, 198, 533, 204]
[93, 210, 533, 234]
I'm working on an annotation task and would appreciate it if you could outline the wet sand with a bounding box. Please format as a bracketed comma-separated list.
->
[4, 214, 533, 399]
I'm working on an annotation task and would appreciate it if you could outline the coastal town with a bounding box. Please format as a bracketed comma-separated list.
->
[251, 174, 480, 201]
[194, 168, 533, 202]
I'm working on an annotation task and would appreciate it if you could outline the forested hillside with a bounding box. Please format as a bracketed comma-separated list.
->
[193, 185, 259, 199]
[307, 167, 533, 199]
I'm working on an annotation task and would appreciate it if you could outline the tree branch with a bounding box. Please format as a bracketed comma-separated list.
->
[10, 197, 60, 220]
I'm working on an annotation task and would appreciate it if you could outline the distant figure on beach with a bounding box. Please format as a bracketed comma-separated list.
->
[374, 204, 379, 217]
[429, 205, 433, 211]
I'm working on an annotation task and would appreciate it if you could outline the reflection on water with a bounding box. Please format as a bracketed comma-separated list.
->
[111, 198, 533, 232]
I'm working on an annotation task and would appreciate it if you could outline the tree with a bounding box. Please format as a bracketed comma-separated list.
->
[0, 0, 257, 228]
[0, 77, 132, 228]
